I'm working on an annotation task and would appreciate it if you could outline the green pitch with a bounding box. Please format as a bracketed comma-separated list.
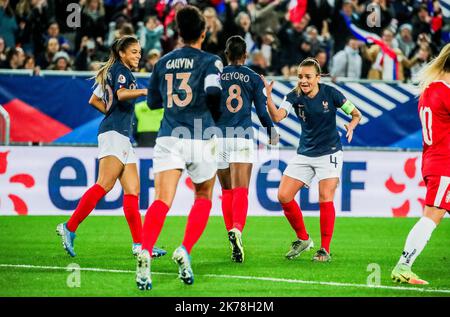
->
[0, 216, 449, 297]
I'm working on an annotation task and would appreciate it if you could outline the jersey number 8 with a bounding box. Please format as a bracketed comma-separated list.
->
[165, 73, 193, 108]
[226, 84, 243, 113]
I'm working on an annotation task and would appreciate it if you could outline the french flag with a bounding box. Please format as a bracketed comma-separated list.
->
[341, 13, 400, 80]
[288, 0, 307, 23]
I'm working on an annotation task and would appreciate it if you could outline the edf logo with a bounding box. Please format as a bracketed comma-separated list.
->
[48, 158, 367, 212]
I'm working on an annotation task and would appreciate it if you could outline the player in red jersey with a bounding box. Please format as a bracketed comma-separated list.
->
[392, 43, 450, 285]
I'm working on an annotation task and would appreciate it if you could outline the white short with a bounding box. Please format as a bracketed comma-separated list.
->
[217, 137, 255, 170]
[283, 151, 343, 187]
[153, 136, 217, 184]
[98, 131, 137, 165]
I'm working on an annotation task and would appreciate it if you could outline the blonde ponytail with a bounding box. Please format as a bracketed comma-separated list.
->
[94, 55, 116, 90]
[417, 43, 450, 94]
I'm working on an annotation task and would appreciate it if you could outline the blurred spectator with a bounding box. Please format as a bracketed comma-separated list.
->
[0, 47, 25, 69]
[307, 0, 333, 32]
[36, 37, 59, 69]
[202, 7, 225, 56]
[140, 48, 160, 73]
[305, 25, 331, 56]
[236, 11, 256, 55]
[248, 51, 268, 75]
[28, 0, 53, 57]
[248, 0, 283, 39]
[131, 0, 158, 25]
[404, 43, 432, 82]
[396, 23, 415, 58]
[0, 0, 18, 49]
[23, 53, 40, 74]
[0, 36, 6, 62]
[259, 27, 280, 74]
[279, 13, 310, 77]
[138, 15, 163, 56]
[74, 35, 108, 70]
[330, 0, 359, 54]
[76, 0, 107, 51]
[391, 0, 414, 26]
[49, 50, 72, 71]
[412, 4, 432, 41]
[45, 20, 71, 52]
[362, 28, 407, 80]
[107, 20, 135, 46]
[315, 48, 329, 75]
[331, 36, 362, 79]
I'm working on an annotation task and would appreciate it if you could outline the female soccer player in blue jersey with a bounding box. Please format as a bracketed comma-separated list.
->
[262, 58, 362, 262]
[216, 35, 278, 263]
[56, 36, 166, 259]
[136, 5, 223, 290]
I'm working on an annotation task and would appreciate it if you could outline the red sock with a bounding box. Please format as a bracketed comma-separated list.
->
[66, 184, 106, 232]
[320, 201, 336, 253]
[141, 200, 169, 252]
[182, 198, 212, 254]
[123, 194, 142, 244]
[232, 187, 248, 232]
[221, 189, 233, 231]
[281, 199, 309, 240]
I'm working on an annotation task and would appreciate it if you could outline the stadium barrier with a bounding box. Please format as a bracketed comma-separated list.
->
[0, 70, 422, 149]
[0, 145, 426, 217]
[0, 104, 10, 145]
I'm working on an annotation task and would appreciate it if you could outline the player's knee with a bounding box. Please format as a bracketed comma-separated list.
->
[319, 193, 334, 203]
[278, 191, 293, 204]
[195, 191, 212, 200]
[96, 181, 114, 193]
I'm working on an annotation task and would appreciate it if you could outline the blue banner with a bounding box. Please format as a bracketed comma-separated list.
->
[0, 73, 422, 149]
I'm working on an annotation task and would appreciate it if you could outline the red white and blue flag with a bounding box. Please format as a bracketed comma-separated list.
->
[341, 13, 400, 80]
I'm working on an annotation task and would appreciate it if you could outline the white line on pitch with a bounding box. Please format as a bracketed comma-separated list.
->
[1, 263, 450, 294]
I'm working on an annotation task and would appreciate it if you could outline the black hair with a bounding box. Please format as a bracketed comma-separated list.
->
[176, 5, 206, 44]
[225, 35, 247, 63]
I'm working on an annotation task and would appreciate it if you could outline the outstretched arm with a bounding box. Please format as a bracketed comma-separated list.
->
[117, 88, 147, 102]
[260, 75, 288, 123]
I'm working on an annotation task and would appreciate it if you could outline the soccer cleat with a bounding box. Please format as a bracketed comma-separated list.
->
[172, 246, 194, 285]
[152, 246, 168, 258]
[132, 244, 167, 258]
[132, 243, 142, 256]
[312, 248, 332, 262]
[391, 263, 429, 285]
[228, 228, 244, 263]
[136, 249, 152, 290]
[285, 237, 314, 260]
[56, 223, 76, 257]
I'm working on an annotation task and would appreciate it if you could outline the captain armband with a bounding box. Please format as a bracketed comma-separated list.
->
[341, 100, 355, 115]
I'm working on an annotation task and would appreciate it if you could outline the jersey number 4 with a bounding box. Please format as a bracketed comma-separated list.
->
[165, 73, 192, 108]
[419, 107, 432, 145]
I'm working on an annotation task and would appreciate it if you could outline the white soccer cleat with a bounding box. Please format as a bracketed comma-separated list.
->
[136, 249, 152, 290]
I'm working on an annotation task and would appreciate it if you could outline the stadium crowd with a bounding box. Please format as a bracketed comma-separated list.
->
[0, 0, 448, 80]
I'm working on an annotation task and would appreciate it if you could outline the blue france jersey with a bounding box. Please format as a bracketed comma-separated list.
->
[97, 61, 138, 138]
[280, 84, 348, 157]
[147, 46, 223, 139]
[216, 65, 273, 139]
